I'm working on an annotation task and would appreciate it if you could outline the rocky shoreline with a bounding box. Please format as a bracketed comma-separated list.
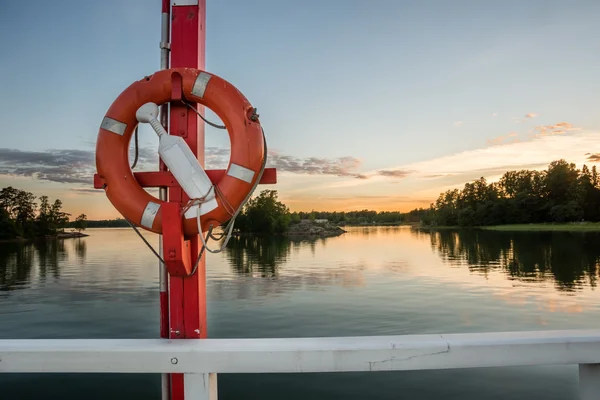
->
[0, 231, 89, 244]
[286, 220, 346, 238]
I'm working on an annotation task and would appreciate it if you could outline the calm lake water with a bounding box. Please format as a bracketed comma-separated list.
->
[2, 226, 600, 399]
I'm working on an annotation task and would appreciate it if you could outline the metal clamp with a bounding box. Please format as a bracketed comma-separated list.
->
[160, 41, 171, 50]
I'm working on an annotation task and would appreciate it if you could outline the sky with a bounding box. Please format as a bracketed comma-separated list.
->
[1, 0, 600, 220]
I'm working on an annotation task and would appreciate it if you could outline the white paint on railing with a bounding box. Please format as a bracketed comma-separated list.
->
[1, 330, 600, 374]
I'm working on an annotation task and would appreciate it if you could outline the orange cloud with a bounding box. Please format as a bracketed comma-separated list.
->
[486, 132, 519, 146]
[531, 122, 581, 137]
[283, 194, 431, 213]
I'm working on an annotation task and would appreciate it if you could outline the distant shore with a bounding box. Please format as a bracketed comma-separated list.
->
[481, 222, 600, 232]
[414, 222, 600, 232]
[0, 231, 89, 244]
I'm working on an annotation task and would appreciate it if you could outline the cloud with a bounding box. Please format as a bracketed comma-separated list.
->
[492, 113, 498, 117]
[487, 132, 520, 146]
[0, 146, 157, 185]
[423, 173, 456, 179]
[586, 153, 600, 162]
[0, 148, 94, 185]
[303, 128, 600, 197]
[454, 121, 463, 127]
[487, 122, 580, 146]
[376, 169, 412, 178]
[388, 130, 599, 183]
[205, 146, 230, 165]
[207, 147, 381, 180]
[69, 188, 104, 195]
[525, 113, 539, 119]
[270, 153, 367, 179]
[0, 146, 378, 185]
[532, 122, 581, 137]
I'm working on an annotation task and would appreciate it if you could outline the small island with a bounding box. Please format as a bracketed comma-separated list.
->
[233, 190, 348, 238]
[0, 186, 88, 243]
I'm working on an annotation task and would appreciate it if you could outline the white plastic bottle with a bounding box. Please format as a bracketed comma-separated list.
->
[136, 102, 218, 218]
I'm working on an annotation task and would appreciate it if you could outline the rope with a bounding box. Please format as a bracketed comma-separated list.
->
[131, 126, 139, 169]
[194, 126, 268, 254]
[125, 216, 209, 278]
[126, 218, 164, 264]
[184, 101, 226, 130]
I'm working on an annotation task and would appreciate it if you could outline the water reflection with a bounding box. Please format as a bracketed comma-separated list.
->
[225, 236, 293, 277]
[0, 238, 72, 295]
[420, 228, 600, 292]
[209, 235, 366, 301]
[0, 242, 33, 295]
[3, 227, 600, 301]
[34, 240, 66, 280]
[74, 238, 87, 261]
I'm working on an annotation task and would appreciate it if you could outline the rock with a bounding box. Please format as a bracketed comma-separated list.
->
[56, 231, 89, 239]
[286, 219, 346, 238]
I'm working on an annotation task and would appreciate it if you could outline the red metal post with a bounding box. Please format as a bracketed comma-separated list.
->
[159, 1, 171, 399]
[159, 2, 171, 399]
[91, 2, 276, 398]
[168, 1, 207, 399]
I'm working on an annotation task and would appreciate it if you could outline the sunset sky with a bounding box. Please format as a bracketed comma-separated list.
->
[1, 0, 600, 220]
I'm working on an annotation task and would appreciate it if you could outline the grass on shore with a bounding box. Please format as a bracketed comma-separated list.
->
[481, 222, 600, 232]
[413, 222, 600, 232]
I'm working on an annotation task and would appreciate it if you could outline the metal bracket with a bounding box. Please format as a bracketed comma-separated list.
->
[160, 41, 171, 50]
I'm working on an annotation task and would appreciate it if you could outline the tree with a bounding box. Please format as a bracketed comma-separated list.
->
[419, 158, 600, 227]
[0, 187, 37, 236]
[74, 214, 88, 233]
[235, 190, 291, 235]
[0, 186, 72, 238]
[49, 199, 70, 231]
[545, 159, 581, 205]
[36, 195, 52, 235]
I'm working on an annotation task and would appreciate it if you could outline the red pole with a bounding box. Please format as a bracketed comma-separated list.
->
[159, 1, 171, 399]
[167, 1, 207, 399]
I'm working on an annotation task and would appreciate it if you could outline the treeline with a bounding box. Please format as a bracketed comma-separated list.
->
[233, 190, 408, 235]
[79, 192, 413, 236]
[421, 159, 600, 227]
[0, 186, 86, 240]
[66, 218, 129, 228]
[289, 210, 403, 225]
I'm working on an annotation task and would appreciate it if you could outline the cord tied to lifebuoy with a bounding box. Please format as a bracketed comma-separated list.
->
[95, 67, 267, 249]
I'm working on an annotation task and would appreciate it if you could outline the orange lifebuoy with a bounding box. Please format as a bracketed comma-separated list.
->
[95, 67, 265, 236]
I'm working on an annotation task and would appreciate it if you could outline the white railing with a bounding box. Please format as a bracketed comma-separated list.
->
[2, 329, 600, 399]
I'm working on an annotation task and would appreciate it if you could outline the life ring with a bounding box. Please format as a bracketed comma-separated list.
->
[95, 67, 265, 236]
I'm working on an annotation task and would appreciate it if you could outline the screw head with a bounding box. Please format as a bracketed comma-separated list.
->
[171, 357, 178, 365]
[247, 107, 259, 122]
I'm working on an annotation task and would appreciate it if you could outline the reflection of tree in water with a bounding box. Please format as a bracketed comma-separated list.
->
[212, 235, 364, 302]
[74, 238, 86, 261]
[0, 242, 34, 294]
[424, 229, 600, 292]
[0, 239, 71, 295]
[225, 236, 295, 277]
[34, 239, 67, 280]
